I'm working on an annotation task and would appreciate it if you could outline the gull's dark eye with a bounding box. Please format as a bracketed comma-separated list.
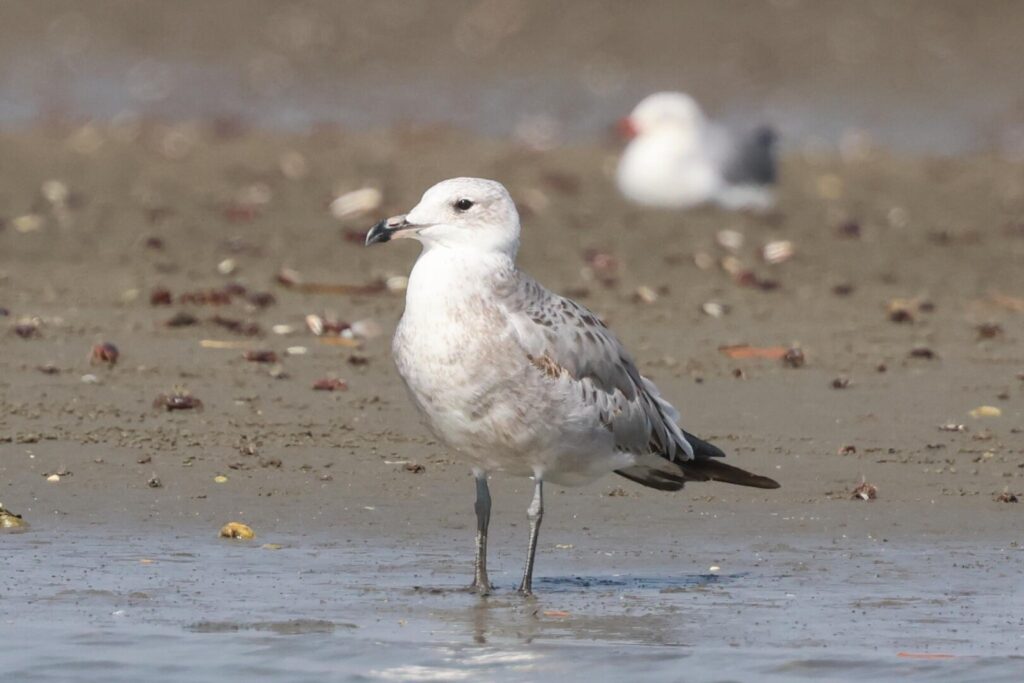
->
[454, 198, 474, 212]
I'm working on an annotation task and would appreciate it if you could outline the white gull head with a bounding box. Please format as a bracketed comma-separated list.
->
[365, 177, 520, 257]
[623, 91, 705, 139]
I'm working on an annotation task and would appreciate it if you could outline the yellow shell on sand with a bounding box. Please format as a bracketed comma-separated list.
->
[219, 522, 255, 540]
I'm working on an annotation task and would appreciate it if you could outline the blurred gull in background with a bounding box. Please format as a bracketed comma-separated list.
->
[616, 91, 778, 212]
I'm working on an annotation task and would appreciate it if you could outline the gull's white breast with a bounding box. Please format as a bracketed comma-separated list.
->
[617, 129, 721, 209]
[392, 249, 629, 484]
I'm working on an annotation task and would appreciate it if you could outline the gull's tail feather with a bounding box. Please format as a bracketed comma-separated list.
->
[723, 125, 778, 187]
[616, 431, 780, 491]
[679, 457, 780, 489]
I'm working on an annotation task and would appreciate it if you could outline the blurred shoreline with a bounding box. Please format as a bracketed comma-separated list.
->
[2, 0, 1023, 155]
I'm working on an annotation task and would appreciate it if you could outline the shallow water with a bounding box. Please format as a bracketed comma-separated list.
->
[3, 528, 1021, 682]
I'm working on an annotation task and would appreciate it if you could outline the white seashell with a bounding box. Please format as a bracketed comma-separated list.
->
[386, 275, 409, 293]
[330, 187, 382, 219]
[305, 314, 324, 336]
[716, 229, 744, 251]
[762, 240, 794, 264]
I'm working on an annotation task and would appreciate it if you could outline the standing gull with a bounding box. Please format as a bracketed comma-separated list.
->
[617, 91, 778, 211]
[365, 178, 779, 595]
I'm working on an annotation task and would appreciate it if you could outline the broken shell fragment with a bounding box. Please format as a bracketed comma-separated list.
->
[330, 187, 382, 219]
[14, 321, 40, 338]
[975, 322, 1003, 340]
[305, 314, 324, 336]
[887, 298, 917, 323]
[718, 345, 788, 360]
[633, 286, 658, 304]
[386, 275, 409, 293]
[716, 229, 744, 252]
[153, 389, 204, 412]
[782, 347, 806, 368]
[908, 346, 936, 360]
[150, 287, 173, 306]
[13, 214, 44, 233]
[276, 267, 303, 286]
[761, 240, 794, 264]
[968, 406, 1002, 419]
[90, 342, 120, 366]
[0, 503, 26, 530]
[851, 481, 877, 501]
[720, 255, 744, 276]
[313, 378, 347, 391]
[41, 179, 70, 205]
[219, 522, 254, 540]
[701, 301, 727, 318]
[582, 249, 619, 286]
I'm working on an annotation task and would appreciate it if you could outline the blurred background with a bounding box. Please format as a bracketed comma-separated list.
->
[3, 0, 1024, 155]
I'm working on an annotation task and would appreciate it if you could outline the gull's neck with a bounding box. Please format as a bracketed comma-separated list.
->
[405, 246, 516, 310]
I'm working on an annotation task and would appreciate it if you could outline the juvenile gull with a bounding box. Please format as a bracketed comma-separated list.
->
[365, 178, 779, 595]
[617, 91, 778, 211]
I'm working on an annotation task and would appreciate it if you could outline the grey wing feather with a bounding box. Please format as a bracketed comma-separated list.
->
[499, 275, 693, 461]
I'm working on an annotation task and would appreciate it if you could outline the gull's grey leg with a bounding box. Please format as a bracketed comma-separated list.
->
[517, 478, 544, 596]
[470, 472, 492, 595]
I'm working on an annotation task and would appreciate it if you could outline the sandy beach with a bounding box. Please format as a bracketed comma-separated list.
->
[1, 1, 1023, 680]
[1, 124, 1022, 680]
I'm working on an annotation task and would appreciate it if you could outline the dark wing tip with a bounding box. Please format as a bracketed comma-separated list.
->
[682, 430, 726, 458]
[682, 457, 781, 489]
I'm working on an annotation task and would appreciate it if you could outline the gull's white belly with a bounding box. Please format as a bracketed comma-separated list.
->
[393, 303, 628, 485]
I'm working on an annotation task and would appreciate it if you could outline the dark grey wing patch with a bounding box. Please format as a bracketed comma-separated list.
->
[722, 126, 777, 186]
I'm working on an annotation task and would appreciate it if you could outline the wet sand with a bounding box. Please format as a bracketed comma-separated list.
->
[1, 125, 1023, 679]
